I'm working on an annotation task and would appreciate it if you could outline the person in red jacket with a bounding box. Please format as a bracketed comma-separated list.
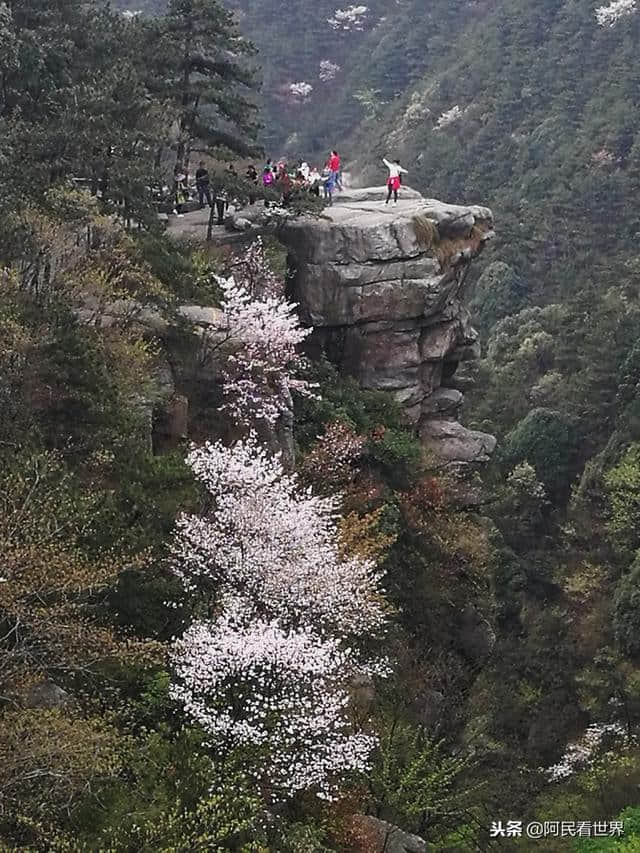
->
[327, 150, 342, 190]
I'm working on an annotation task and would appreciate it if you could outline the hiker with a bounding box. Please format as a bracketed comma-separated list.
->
[262, 165, 274, 206]
[308, 166, 321, 197]
[383, 156, 408, 205]
[328, 150, 342, 190]
[195, 161, 212, 208]
[322, 167, 336, 205]
[225, 164, 237, 211]
[172, 166, 188, 216]
[212, 181, 227, 226]
[246, 164, 258, 205]
[277, 166, 292, 205]
[299, 160, 310, 181]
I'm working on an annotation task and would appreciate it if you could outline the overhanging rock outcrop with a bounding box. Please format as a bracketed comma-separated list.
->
[277, 187, 497, 464]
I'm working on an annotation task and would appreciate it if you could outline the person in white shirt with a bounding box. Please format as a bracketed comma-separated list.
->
[308, 167, 321, 197]
[383, 157, 408, 205]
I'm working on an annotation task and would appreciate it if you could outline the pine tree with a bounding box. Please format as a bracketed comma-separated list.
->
[152, 0, 260, 174]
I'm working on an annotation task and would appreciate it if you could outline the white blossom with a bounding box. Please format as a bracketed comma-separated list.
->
[216, 243, 315, 427]
[595, 0, 637, 26]
[262, 203, 294, 221]
[544, 722, 627, 781]
[319, 60, 341, 82]
[170, 436, 386, 799]
[289, 81, 314, 100]
[229, 238, 281, 299]
[435, 105, 464, 130]
[328, 5, 368, 31]
[172, 434, 386, 638]
[591, 147, 619, 167]
[170, 607, 375, 799]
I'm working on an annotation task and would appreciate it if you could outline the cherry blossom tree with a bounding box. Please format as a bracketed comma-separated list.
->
[229, 237, 281, 299]
[170, 603, 375, 800]
[319, 60, 341, 82]
[289, 81, 314, 101]
[544, 722, 627, 781]
[172, 433, 386, 637]
[170, 434, 387, 800]
[217, 240, 315, 429]
[595, 0, 637, 26]
[328, 5, 368, 31]
[435, 105, 464, 130]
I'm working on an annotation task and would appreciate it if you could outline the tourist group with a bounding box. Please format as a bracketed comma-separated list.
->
[172, 150, 408, 221]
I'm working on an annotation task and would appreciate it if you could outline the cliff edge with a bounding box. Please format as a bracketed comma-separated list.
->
[278, 186, 496, 464]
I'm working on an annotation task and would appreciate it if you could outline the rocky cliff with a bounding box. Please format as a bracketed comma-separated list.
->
[278, 187, 497, 464]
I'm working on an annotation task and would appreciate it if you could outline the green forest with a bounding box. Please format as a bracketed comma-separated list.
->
[2, 0, 640, 850]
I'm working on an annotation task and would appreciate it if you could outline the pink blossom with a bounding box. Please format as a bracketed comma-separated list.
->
[172, 434, 386, 637]
[217, 241, 316, 427]
[171, 605, 375, 799]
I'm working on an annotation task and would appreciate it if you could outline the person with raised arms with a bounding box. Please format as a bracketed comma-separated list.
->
[383, 156, 408, 205]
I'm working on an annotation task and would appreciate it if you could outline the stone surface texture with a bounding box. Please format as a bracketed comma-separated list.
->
[351, 815, 427, 853]
[278, 187, 496, 463]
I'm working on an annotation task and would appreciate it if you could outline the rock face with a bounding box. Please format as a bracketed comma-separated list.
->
[351, 815, 427, 853]
[278, 187, 496, 463]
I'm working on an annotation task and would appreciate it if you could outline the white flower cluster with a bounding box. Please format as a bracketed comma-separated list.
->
[171, 607, 375, 798]
[595, 0, 637, 26]
[173, 434, 385, 636]
[170, 435, 387, 799]
[289, 81, 313, 100]
[507, 462, 546, 500]
[328, 5, 368, 31]
[319, 60, 341, 82]
[544, 722, 626, 781]
[591, 147, 619, 167]
[229, 238, 281, 299]
[217, 242, 314, 427]
[262, 203, 294, 221]
[435, 104, 464, 130]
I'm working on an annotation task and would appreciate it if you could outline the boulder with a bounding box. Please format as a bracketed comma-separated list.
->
[457, 604, 497, 662]
[351, 815, 427, 853]
[420, 419, 497, 463]
[421, 387, 463, 417]
[280, 188, 495, 458]
[25, 681, 73, 710]
[337, 185, 424, 204]
[420, 198, 493, 238]
[177, 304, 225, 328]
[417, 688, 446, 728]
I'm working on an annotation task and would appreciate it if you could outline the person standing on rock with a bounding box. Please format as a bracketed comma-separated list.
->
[245, 164, 258, 205]
[277, 165, 293, 206]
[212, 178, 227, 226]
[172, 166, 188, 216]
[383, 157, 408, 205]
[195, 161, 212, 208]
[328, 150, 342, 190]
[262, 165, 274, 207]
[322, 167, 336, 205]
[308, 166, 322, 197]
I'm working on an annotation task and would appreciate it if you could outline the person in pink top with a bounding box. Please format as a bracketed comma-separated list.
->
[262, 165, 274, 207]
